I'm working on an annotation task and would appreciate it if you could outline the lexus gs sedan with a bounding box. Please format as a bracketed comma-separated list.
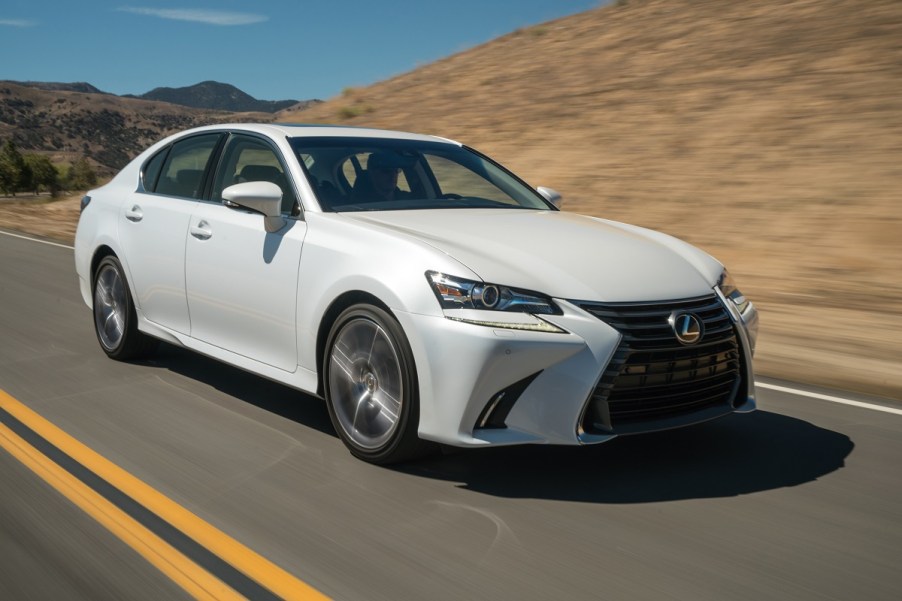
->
[75, 123, 759, 464]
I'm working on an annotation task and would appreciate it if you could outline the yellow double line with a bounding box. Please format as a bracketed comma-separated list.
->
[0, 389, 328, 600]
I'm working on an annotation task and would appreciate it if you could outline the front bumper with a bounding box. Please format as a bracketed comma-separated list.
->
[396, 292, 757, 448]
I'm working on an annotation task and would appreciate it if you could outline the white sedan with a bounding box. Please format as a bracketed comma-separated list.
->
[75, 123, 759, 464]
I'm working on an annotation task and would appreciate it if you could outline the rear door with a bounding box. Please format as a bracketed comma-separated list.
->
[119, 133, 224, 333]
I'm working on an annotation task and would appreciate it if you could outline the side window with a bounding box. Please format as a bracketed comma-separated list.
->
[155, 134, 222, 199]
[141, 147, 168, 192]
[213, 135, 298, 215]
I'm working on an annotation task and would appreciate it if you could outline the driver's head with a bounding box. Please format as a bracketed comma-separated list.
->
[367, 152, 403, 197]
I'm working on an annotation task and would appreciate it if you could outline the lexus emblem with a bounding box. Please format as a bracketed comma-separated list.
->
[669, 312, 704, 345]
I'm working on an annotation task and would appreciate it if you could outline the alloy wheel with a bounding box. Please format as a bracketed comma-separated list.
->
[94, 264, 127, 351]
[328, 317, 404, 450]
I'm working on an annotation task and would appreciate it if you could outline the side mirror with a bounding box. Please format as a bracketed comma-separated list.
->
[222, 181, 286, 233]
[537, 186, 562, 209]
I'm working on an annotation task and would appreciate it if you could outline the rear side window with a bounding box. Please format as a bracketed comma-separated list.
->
[155, 134, 222, 199]
[141, 148, 167, 192]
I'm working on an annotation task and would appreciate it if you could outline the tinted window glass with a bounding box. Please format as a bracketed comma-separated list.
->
[213, 135, 298, 215]
[141, 147, 168, 192]
[425, 155, 514, 205]
[155, 134, 222, 199]
[289, 136, 550, 212]
[341, 153, 411, 193]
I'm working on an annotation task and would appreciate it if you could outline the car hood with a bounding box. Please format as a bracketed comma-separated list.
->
[345, 209, 723, 302]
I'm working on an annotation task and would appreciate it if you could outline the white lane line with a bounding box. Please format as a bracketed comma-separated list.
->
[756, 381, 902, 416]
[0, 229, 74, 250]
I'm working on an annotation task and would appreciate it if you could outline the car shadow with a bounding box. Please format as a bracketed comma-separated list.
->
[142, 344, 335, 437]
[399, 411, 854, 503]
[139, 345, 853, 504]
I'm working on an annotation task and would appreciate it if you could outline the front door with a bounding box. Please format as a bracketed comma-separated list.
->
[184, 134, 306, 372]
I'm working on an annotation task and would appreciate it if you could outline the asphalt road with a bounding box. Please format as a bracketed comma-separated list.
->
[1, 229, 901, 600]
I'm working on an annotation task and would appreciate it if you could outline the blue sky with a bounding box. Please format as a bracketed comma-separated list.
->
[1, 1, 603, 102]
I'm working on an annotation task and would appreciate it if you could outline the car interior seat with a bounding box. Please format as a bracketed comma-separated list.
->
[174, 169, 204, 198]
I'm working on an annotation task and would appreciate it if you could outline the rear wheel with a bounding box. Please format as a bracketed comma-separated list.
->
[324, 304, 434, 464]
[92, 256, 157, 360]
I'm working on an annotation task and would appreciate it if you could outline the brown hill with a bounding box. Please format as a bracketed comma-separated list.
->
[0, 81, 272, 173]
[282, 0, 902, 396]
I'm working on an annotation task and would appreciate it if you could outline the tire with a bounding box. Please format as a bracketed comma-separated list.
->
[323, 304, 435, 464]
[92, 256, 158, 361]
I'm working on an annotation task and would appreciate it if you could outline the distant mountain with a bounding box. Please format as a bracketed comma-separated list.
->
[0, 81, 274, 173]
[134, 81, 317, 113]
[0, 79, 321, 172]
[15, 81, 107, 95]
[7, 79, 319, 114]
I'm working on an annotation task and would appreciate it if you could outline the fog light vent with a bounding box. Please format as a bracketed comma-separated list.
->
[475, 371, 542, 430]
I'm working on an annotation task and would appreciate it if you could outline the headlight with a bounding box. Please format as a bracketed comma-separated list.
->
[426, 271, 566, 333]
[718, 270, 750, 313]
[426, 271, 561, 315]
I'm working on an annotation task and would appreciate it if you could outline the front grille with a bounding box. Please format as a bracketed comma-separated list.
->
[577, 295, 742, 434]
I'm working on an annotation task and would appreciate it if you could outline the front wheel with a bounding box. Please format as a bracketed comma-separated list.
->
[324, 304, 434, 464]
[92, 256, 157, 360]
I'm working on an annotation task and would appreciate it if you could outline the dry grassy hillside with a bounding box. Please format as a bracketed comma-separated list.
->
[282, 0, 902, 397]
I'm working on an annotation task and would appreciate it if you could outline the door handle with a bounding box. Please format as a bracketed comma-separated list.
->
[125, 205, 143, 222]
[190, 220, 212, 240]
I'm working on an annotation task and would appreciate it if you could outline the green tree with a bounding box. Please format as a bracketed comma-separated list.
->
[0, 139, 27, 196]
[66, 156, 97, 191]
[24, 153, 60, 197]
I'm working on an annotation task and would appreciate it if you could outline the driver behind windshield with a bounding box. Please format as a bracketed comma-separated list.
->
[352, 151, 410, 202]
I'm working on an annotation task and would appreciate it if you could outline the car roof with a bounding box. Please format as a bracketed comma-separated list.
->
[180, 123, 461, 145]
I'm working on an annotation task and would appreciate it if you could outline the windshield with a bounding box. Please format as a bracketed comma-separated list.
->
[289, 136, 553, 212]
